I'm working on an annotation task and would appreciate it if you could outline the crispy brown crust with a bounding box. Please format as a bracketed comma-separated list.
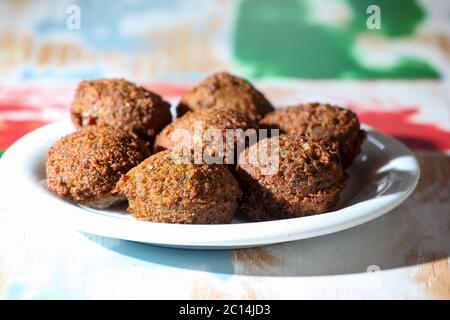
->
[71, 79, 172, 146]
[46, 125, 150, 209]
[260, 103, 366, 167]
[236, 135, 346, 221]
[154, 110, 258, 164]
[116, 150, 242, 224]
[177, 72, 274, 121]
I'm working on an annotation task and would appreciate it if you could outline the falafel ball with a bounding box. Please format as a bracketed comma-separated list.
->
[177, 72, 274, 121]
[236, 134, 346, 221]
[154, 109, 258, 163]
[116, 150, 242, 224]
[259, 103, 366, 167]
[46, 125, 150, 209]
[71, 79, 172, 146]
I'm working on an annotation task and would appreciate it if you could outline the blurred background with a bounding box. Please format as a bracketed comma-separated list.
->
[0, 0, 449, 154]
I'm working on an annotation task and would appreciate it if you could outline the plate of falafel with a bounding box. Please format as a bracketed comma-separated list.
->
[0, 72, 420, 249]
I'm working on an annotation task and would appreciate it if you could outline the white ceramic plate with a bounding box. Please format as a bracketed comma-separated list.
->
[0, 119, 420, 249]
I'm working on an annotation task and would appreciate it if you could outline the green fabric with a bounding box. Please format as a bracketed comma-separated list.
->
[234, 0, 439, 79]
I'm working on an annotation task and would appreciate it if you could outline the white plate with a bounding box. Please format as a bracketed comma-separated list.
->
[0, 119, 420, 249]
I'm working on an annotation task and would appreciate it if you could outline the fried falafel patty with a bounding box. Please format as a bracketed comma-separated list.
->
[236, 135, 346, 221]
[154, 109, 258, 163]
[46, 126, 150, 209]
[116, 150, 242, 224]
[71, 79, 172, 146]
[177, 72, 274, 121]
[260, 103, 366, 167]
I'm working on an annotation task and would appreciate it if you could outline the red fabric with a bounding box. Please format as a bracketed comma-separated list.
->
[1, 84, 448, 152]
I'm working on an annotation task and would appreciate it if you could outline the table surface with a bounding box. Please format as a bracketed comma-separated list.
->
[0, 0, 449, 299]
